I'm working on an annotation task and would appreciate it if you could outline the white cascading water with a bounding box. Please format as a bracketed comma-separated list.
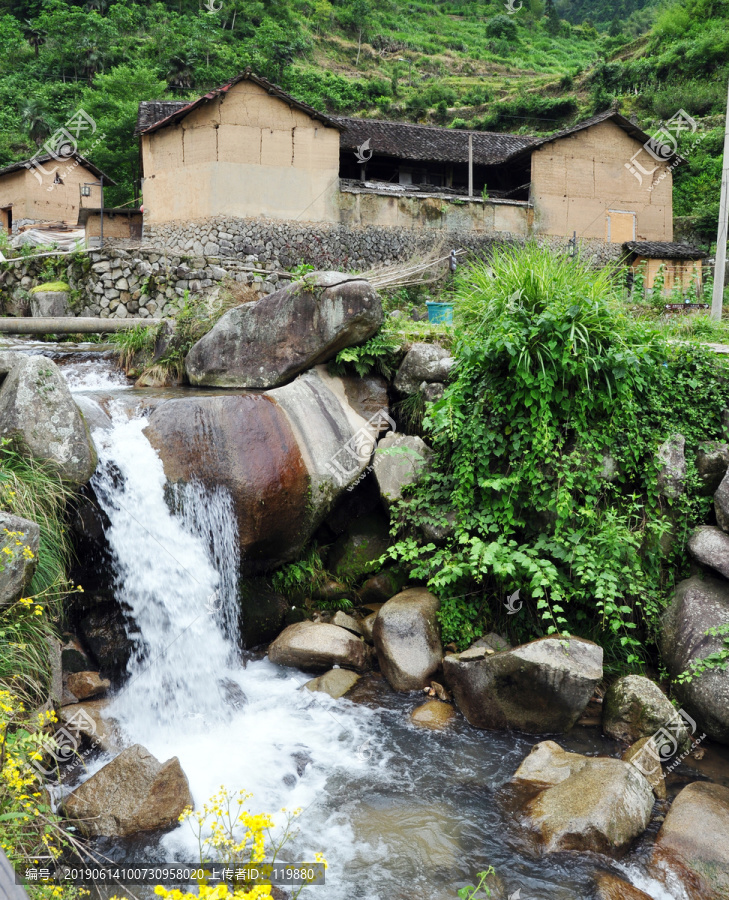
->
[87, 404, 377, 897]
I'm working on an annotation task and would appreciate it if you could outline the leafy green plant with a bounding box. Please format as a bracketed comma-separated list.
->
[384, 245, 728, 669]
[458, 867, 496, 899]
[329, 329, 403, 379]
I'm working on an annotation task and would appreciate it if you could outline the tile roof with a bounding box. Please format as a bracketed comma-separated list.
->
[624, 240, 708, 260]
[0, 152, 115, 184]
[334, 116, 536, 165]
[136, 69, 342, 136]
[135, 101, 189, 136]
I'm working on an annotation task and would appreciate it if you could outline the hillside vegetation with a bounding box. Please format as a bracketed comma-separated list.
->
[0, 0, 724, 243]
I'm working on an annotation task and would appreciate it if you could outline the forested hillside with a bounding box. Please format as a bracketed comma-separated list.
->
[0, 0, 725, 244]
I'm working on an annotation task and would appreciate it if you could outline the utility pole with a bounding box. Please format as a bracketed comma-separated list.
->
[711, 77, 729, 320]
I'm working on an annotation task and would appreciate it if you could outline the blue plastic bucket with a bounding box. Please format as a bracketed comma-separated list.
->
[426, 301, 454, 325]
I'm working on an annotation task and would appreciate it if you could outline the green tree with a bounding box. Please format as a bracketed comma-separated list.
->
[545, 0, 561, 34]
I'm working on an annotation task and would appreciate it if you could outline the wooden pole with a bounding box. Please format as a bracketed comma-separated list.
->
[468, 134, 473, 199]
[711, 77, 729, 320]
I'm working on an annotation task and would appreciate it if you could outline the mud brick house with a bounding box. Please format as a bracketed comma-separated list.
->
[135, 71, 688, 257]
[0, 153, 109, 234]
[623, 240, 708, 295]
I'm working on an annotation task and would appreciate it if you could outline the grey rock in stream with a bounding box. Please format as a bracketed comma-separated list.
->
[602, 674, 691, 752]
[660, 575, 729, 744]
[269, 621, 371, 673]
[0, 512, 39, 609]
[0, 355, 96, 484]
[185, 272, 382, 388]
[62, 744, 193, 837]
[511, 740, 654, 856]
[372, 587, 442, 691]
[443, 636, 602, 732]
[649, 781, 729, 900]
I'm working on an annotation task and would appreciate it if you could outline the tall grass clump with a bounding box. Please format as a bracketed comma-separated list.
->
[386, 244, 728, 671]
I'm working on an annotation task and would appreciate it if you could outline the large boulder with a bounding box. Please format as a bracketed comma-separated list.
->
[0, 512, 39, 608]
[650, 781, 729, 900]
[443, 637, 602, 733]
[185, 272, 382, 389]
[697, 441, 729, 495]
[602, 675, 691, 752]
[656, 434, 686, 500]
[0, 356, 96, 484]
[372, 587, 442, 691]
[687, 526, 729, 579]
[30, 290, 70, 318]
[374, 433, 431, 507]
[268, 621, 371, 673]
[146, 368, 380, 571]
[62, 744, 193, 837]
[661, 575, 729, 744]
[513, 741, 654, 856]
[393, 343, 453, 395]
[715, 467, 729, 533]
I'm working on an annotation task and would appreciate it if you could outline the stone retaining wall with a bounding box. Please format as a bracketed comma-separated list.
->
[0, 248, 279, 320]
[144, 216, 626, 271]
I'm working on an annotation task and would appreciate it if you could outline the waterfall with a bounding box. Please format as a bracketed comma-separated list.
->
[91, 409, 242, 740]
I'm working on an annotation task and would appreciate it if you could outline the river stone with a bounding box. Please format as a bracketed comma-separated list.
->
[602, 675, 691, 753]
[650, 781, 729, 900]
[62, 744, 193, 837]
[374, 433, 432, 507]
[715, 467, 729, 534]
[61, 635, 91, 674]
[268, 621, 371, 673]
[697, 442, 729, 495]
[78, 602, 134, 676]
[330, 611, 363, 636]
[687, 525, 729, 579]
[661, 575, 729, 744]
[358, 571, 405, 605]
[622, 736, 666, 800]
[360, 612, 377, 643]
[372, 588, 442, 691]
[522, 748, 654, 855]
[303, 668, 360, 699]
[410, 699, 456, 729]
[511, 740, 588, 790]
[0, 356, 96, 484]
[443, 636, 602, 733]
[66, 671, 110, 701]
[0, 512, 39, 608]
[30, 290, 70, 318]
[185, 272, 382, 388]
[594, 873, 654, 900]
[58, 699, 121, 753]
[656, 434, 686, 500]
[393, 343, 453, 395]
[146, 368, 376, 570]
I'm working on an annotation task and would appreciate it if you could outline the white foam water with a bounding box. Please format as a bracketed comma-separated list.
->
[89, 408, 377, 896]
[61, 357, 131, 392]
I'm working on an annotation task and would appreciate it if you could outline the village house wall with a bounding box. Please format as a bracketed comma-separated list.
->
[530, 120, 673, 242]
[0, 165, 102, 234]
[141, 80, 341, 226]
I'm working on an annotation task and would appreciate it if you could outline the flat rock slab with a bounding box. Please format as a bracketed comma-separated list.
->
[303, 668, 360, 699]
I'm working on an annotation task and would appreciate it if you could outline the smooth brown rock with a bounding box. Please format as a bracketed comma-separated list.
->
[372, 588, 442, 691]
[269, 621, 371, 673]
[62, 744, 193, 837]
[66, 671, 110, 701]
[511, 740, 588, 790]
[594, 873, 654, 900]
[410, 699, 455, 730]
[330, 611, 363, 636]
[444, 636, 602, 733]
[303, 668, 360, 699]
[650, 781, 729, 900]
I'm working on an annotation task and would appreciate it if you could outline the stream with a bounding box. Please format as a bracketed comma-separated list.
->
[5, 340, 727, 900]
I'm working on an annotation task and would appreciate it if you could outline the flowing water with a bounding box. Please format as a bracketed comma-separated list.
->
[52, 355, 707, 900]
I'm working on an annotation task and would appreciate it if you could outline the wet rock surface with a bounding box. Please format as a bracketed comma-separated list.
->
[372, 588, 442, 691]
[268, 621, 371, 673]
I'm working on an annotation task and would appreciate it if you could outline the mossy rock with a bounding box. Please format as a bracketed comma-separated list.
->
[29, 281, 70, 294]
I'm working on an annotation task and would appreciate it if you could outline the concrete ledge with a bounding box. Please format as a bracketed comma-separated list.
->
[0, 318, 163, 334]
